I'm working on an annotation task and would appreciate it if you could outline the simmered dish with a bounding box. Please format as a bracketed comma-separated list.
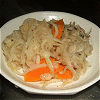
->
[2, 18, 93, 88]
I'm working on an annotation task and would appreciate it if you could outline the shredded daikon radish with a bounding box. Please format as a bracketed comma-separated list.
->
[2, 18, 93, 88]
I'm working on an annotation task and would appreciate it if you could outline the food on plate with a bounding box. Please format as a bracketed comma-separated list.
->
[2, 18, 93, 88]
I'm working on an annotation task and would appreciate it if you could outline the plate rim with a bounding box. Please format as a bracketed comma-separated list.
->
[1, 70, 99, 95]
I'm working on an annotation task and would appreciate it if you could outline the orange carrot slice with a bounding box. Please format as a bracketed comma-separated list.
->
[40, 58, 47, 64]
[40, 57, 55, 64]
[51, 19, 64, 39]
[54, 64, 65, 74]
[24, 64, 65, 82]
[40, 57, 64, 74]
[24, 57, 73, 82]
[56, 69, 73, 79]
[24, 67, 51, 82]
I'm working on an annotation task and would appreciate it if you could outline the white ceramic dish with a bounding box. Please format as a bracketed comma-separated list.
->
[1, 11, 100, 95]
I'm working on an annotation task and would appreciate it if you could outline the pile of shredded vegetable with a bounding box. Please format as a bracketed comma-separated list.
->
[2, 18, 93, 88]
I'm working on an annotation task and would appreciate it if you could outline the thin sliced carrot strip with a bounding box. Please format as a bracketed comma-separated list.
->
[51, 19, 64, 39]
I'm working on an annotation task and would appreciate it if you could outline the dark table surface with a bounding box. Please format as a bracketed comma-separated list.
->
[1, 0, 100, 100]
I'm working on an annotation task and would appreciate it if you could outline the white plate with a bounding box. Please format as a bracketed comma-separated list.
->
[1, 11, 100, 95]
